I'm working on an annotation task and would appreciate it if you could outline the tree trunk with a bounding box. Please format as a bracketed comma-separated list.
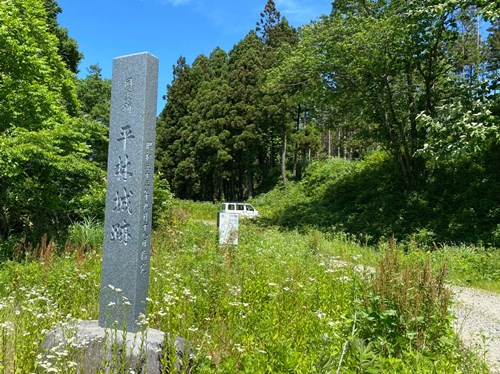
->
[247, 170, 254, 198]
[328, 129, 332, 157]
[281, 131, 287, 184]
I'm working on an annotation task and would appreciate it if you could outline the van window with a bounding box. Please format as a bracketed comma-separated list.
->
[228, 204, 235, 210]
[237, 204, 245, 211]
[247, 205, 254, 211]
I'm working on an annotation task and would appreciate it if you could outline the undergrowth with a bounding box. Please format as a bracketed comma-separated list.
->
[0, 203, 491, 372]
[255, 148, 500, 248]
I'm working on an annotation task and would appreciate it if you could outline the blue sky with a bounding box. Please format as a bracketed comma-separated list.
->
[57, 0, 332, 113]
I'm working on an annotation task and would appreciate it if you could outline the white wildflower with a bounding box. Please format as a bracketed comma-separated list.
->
[337, 276, 351, 282]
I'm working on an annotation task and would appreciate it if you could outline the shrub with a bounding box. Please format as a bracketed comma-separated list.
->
[67, 217, 104, 253]
[357, 241, 453, 357]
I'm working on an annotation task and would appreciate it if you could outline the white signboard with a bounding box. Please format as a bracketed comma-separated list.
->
[218, 212, 239, 245]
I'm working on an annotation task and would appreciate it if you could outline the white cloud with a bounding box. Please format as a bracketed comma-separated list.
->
[275, 0, 330, 25]
[158, 0, 191, 6]
[276, 0, 302, 14]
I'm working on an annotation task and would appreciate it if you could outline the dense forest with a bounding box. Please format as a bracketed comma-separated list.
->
[0, 0, 499, 247]
[157, 0, 500, 202]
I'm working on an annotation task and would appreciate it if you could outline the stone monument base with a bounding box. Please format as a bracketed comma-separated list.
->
[43, 320, 191, 373]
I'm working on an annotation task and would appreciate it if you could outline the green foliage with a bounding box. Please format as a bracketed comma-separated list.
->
[0, 251, 102, 372]
[152, 172, 174, 228]
[358, 243, 453, 357]
[0, 0, 78, 126]
[72, 179, 106, 221]
[0, 0, 106, 243]
[427, 245, 500, 292]
[75, 64, 111, 168]
[156, 2, 298, 201]
[155, 0, 498, 203]
[268, 0, 498, 183]
[0, 118, 105, 240]
[169, 199, 219, 222]
[153, 0, 499, 206]
[255, 148, 500, 247]
[43, 0, 83, 73]
[76, 65, 111, 124]
[0, 211, 488, 372]
[67, 217, 104, 253]
[418, 93, 499, 160]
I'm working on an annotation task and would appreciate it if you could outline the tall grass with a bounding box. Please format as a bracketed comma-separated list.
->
[67, 216, 104, 253]
[170, 200, 219, 222]
[0, 210, 490, 372]
[428, 245, 500, 293]
[358, 241, 451, 356]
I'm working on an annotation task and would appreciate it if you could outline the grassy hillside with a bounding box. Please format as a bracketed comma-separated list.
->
[255, 148, 500, 248]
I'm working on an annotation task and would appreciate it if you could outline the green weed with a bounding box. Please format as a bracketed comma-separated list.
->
[67, 216, 104, 254]
[0, 206, 491, 372]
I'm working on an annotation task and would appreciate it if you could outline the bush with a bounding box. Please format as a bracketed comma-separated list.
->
[256, 147, 500, 247]
[357, 242, 453, 357]
[67, 217, 104, 253]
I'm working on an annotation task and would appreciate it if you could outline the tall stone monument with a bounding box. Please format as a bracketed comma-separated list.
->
[44, 53, 191, 372]
[99, 52, 158, 332]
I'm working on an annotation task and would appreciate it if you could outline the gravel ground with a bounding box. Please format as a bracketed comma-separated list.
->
[451, 286, 500, 373]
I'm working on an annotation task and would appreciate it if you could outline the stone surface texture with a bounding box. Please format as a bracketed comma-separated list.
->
[44, 320, 191, 373]
[99, 52, 158, 332]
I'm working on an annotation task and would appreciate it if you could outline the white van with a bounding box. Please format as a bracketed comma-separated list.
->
[220, 202, 259, 218]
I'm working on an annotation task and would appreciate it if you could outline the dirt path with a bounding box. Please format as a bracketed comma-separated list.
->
[450, 286, 500, 373]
